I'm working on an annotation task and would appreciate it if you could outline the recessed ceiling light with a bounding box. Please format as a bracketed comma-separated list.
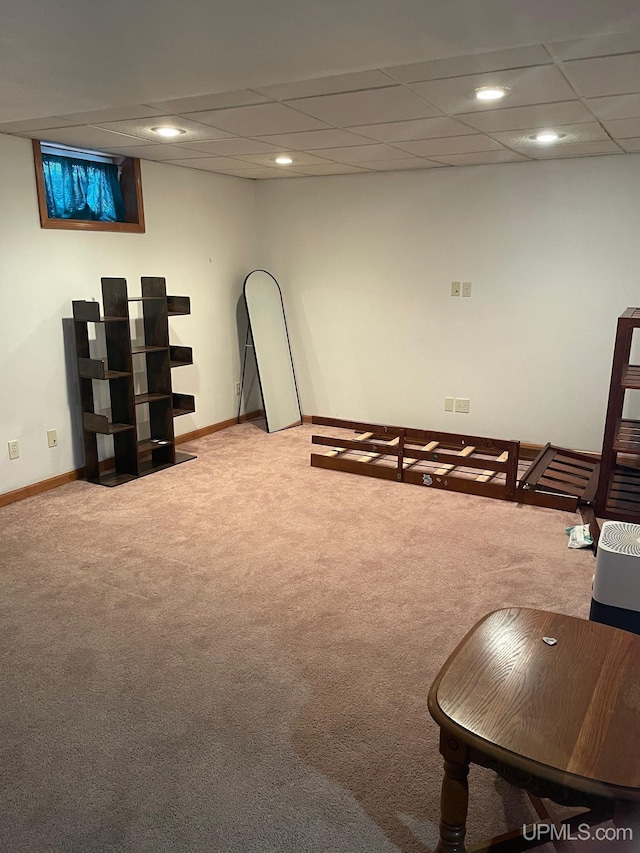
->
[275, 156, 293, 165]
[475, 86, 510, 101]
[531, 131, 565, 144]
[151, 126, 187, 138]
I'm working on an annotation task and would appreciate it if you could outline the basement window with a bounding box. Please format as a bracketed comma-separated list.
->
[32, 140, 145, 233]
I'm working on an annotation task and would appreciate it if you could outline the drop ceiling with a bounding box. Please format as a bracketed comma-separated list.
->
[2, 1, 640, 179]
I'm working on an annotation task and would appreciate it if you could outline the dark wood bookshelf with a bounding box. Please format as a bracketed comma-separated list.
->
[170, 345, 193, 368]
[596, 309, 640, 521]
[77, 358, 131, 380]
[172, 393, 196, 417]
[134, 392, 171, 405]
[167, 295, 191, 315]
[72, 276, 196, 487]
[131, 345, 168, 354]
[82, 413, 135, 434]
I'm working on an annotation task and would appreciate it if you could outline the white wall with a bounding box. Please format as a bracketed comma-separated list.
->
[0, 133, 257, 495]
[255, 154, 640, 451]
[4, 139, 640, 497]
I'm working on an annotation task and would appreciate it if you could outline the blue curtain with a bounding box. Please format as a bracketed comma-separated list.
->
[42, 153, 126, 222]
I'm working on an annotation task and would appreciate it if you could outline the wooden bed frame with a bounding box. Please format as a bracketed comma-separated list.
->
[310, 416, 600, 514]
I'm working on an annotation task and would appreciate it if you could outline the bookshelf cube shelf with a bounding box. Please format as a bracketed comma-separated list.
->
[72, 276, 196, 487]
[595, 308, 640, 522]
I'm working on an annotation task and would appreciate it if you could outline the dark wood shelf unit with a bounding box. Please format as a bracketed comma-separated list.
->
[595, 308, 640, 521]
[170, 345, 193, 368]
[172, 393, 196, 417]
[91, 470, 139, 487]
[82, 413, 135, 435]
[73, 276, 195, 486]
[77, 358, 131, 380]
[72, 300, 130, 325]
[167, 295, 191, 316]
[604, 467, 640, 517]
[131, 345, 168, 354]
[138, 437, 173, 453]
[612, 419, 640, 453]
[134, 392, 171, 405]
[621, 365, 640, 389]
[138, 452, 194, 476]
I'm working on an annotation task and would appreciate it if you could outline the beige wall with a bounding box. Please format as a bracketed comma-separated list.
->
[4, 133, 640, 497]
[255, 154, 640, 451]
[0, 133, 258, 494]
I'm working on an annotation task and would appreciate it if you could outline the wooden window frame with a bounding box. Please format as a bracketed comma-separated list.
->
[32, 139, 146, 234]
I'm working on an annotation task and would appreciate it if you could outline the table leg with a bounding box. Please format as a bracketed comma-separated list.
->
[437, 729, 470, 853]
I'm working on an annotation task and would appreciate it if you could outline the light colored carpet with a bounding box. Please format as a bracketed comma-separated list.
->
[0, 422, 597, 852]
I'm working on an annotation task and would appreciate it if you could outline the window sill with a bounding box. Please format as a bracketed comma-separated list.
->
[39, 218, 145, 233]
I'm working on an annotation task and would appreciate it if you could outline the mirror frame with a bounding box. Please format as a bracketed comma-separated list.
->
[243, 269, 302, 433]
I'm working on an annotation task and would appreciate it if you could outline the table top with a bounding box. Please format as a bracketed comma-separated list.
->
[428, 607, 640, 799]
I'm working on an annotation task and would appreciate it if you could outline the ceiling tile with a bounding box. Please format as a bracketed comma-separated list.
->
[0, 116, 75, 133]
[254, 70, 394, 100]
[115, 144, 215, 161]
[549, 32, 640, 61]
[7, 33, 639, 179]
[429, 150, 530, 166]
[178, 138, 283, 156]
[164, 156, 248, 170]
[288, 87, 441, 127]
[217, 166, 299, 178]
[525, 140, 623, 158]
[310, 143, 413, 163]
[350, 116, 478, 142]
[394, 135, 503, 157]
[384, 45, 552, 83]
[601, 117, 640, 138]
[364, 158, 444, 170]
[409, 65, 578, 115]
[149, 90, 270, 113]
[289, 164, 370, 175]
[58, 105, 166, 123]
[96, 115, 234, 142]
[562, 53, 640, 97]
[183, 102, 329, 135]
[586, 94, 640, 120]
[19, 126, 147, 148]
[254, 128, 372, 149]
[489, 122, 609, 148]
[460, 101, 594, 132]
[93, 145, 154, 158]
[234, 152, 332, 167]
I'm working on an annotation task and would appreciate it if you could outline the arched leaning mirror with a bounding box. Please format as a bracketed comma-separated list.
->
[243, 270, 302, 433]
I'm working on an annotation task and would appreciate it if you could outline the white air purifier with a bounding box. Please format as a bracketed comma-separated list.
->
[590, 520, 640, 635]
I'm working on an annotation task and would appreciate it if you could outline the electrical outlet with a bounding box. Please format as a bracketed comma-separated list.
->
[455, 398, 470, 414]
[8, 440, 19, 460]
[462, 281, 472, 297]
[235, 381, 241, 396]
[47, 429, 58, 448]
[444, 397, 454, 412]
[451, 281, 461, 297]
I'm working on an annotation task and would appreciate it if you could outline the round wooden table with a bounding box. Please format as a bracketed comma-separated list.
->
[428, 607, 640, 852]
